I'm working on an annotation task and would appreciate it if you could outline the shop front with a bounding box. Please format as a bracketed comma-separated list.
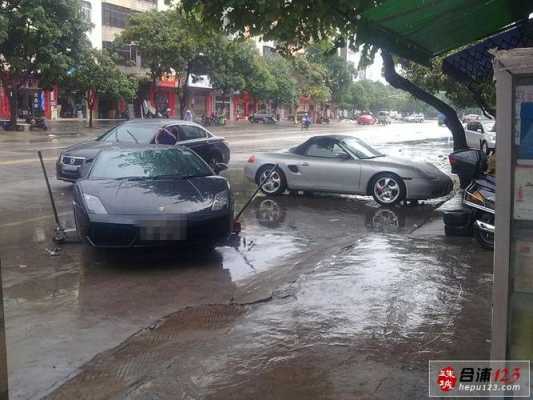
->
[0, 79, 55, 121]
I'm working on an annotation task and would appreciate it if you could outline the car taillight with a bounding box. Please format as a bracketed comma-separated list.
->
[248, 155, 256, 163]
[448, 155, 456, 165]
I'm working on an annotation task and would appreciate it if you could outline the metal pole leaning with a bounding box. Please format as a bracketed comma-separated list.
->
[234, 164, 279, 223]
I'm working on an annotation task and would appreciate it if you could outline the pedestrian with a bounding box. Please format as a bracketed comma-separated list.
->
[184, 108, 193, 121]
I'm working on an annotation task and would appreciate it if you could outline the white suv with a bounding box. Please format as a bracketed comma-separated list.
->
[465, 120, 496, 154]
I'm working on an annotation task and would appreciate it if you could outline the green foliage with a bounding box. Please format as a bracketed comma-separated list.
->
[342, 79, 435, 116]
[184, 0, 380, 56]
[291, 55, 330, 103]
[0, 0, 90, 123]
[62, 49, 137, 126]
[305, 42, 356, 104]
[0, 0, 90, 83]
[118, 6, 254, 115]
[400, 56, 495, 113]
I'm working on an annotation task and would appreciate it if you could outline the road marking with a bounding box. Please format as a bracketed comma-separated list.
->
[0, 157, 56, 166]
[0, 212, 71, 228]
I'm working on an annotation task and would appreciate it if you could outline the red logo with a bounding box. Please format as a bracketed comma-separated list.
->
[437, 366, 457, 392]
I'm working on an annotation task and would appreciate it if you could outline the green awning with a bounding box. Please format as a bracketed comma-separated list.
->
[358, 0, 533, 65]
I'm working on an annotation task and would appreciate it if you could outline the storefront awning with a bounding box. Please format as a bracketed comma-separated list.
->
[442, 18, 533, 86]
[358, 0, 533, 65]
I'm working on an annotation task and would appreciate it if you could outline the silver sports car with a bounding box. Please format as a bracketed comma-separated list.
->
[244, 135, 453, 206]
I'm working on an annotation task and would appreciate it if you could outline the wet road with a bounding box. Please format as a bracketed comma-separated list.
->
[0, 121, 493, 399]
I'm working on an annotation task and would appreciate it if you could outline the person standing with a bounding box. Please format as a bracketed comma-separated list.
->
[184, 108, 193, 121]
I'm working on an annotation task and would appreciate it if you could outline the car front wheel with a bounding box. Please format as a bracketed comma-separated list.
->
[257, 165, 287, 195]
[371, 173, 406, 206]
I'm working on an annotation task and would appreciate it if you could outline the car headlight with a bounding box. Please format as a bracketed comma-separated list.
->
[487, 133, 496, 143]
[211, 190, 229, 211]
[83, 194, 107, 214]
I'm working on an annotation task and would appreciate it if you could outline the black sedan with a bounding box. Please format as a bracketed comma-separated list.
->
[73, 144, 233, 248]
[57, 119, 230, 182]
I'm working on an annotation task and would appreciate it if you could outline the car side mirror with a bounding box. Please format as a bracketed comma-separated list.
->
[214, 162, 228, 174]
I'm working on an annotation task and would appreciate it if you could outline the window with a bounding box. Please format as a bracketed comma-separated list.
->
[180, 125, 206, 141]
[98, 124, 159, 144]
[467, 121, 483, 132]
[103, 41, 138, 66]
[102, 3, 133, 28]
[305, 139, 349, 158]
[81, 1, 91, 23]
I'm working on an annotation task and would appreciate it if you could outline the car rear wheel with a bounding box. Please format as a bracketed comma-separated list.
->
[257, 165, 286, 195]
[370, 173, 405, 206]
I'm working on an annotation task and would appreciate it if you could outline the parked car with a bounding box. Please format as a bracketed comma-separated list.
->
[73, 144, 233, 247]
[56, 119, 230, 182]
[377, 111, 392, 125]
[249, 112, 277, 124]
[462, 113, 481, 124]
[244, 135, 452, 206]
[464, 120, 496, 153]
[404, 113, 424, 123]
[357, 114, 376, 125]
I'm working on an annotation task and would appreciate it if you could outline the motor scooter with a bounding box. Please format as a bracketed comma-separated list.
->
[443, 148, 495, 250]
[463, 175, 495, 249]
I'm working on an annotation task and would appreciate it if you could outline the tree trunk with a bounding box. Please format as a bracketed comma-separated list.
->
[381, 51, 467, 151]
[180, 69, 191, 120]
[8, 84, 18, 130]
[87, 90, 97, 128]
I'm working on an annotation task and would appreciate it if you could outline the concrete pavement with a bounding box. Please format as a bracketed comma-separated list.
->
[0, 120, 492, 400]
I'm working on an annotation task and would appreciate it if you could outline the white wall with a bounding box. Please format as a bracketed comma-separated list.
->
[87, 0, 103, 49]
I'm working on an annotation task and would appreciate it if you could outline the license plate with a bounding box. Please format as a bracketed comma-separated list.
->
[139, 220, 185, 240]
[62, 164, 78, 172]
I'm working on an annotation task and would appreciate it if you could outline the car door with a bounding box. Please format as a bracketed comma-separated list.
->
[465, 121, 483, 148]
[297, 138, 361, 193]
[177, 124, 210, 160]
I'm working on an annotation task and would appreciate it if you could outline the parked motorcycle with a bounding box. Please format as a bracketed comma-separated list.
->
[25, 115, 48, 130]
[443, 149, 495, 250]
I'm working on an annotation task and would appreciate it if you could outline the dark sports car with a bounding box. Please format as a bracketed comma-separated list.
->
[73, 144, 233, 248]
[57, 119, 230, 182]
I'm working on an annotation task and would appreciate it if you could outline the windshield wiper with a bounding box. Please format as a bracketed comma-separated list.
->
[125, 129, 139, 143]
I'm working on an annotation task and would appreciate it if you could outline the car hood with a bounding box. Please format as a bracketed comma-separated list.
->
[62, 140, 112, 160]
[368, 155, 445, 179]
[78, 176, 229, 215]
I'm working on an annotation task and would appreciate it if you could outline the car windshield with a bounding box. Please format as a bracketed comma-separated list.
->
[341, 138, 384, 159]
[97, 124, 159, 144]
[89, 148, 212, 180]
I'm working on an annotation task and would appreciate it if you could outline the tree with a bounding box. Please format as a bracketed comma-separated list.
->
[264, 55, 298, 115]
[0, 0, 90, 128]
[119, 6, 249, 118]
[291, 55, 330, 104]
[186, 0, 469, 150]
[306, 42, 356, 106]
[400, 56, 495, 117]
[63, 49, 137, 127]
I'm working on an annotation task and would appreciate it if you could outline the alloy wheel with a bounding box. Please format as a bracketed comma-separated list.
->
[260, 170, 282, 194]
[373, 176, 401, 204]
